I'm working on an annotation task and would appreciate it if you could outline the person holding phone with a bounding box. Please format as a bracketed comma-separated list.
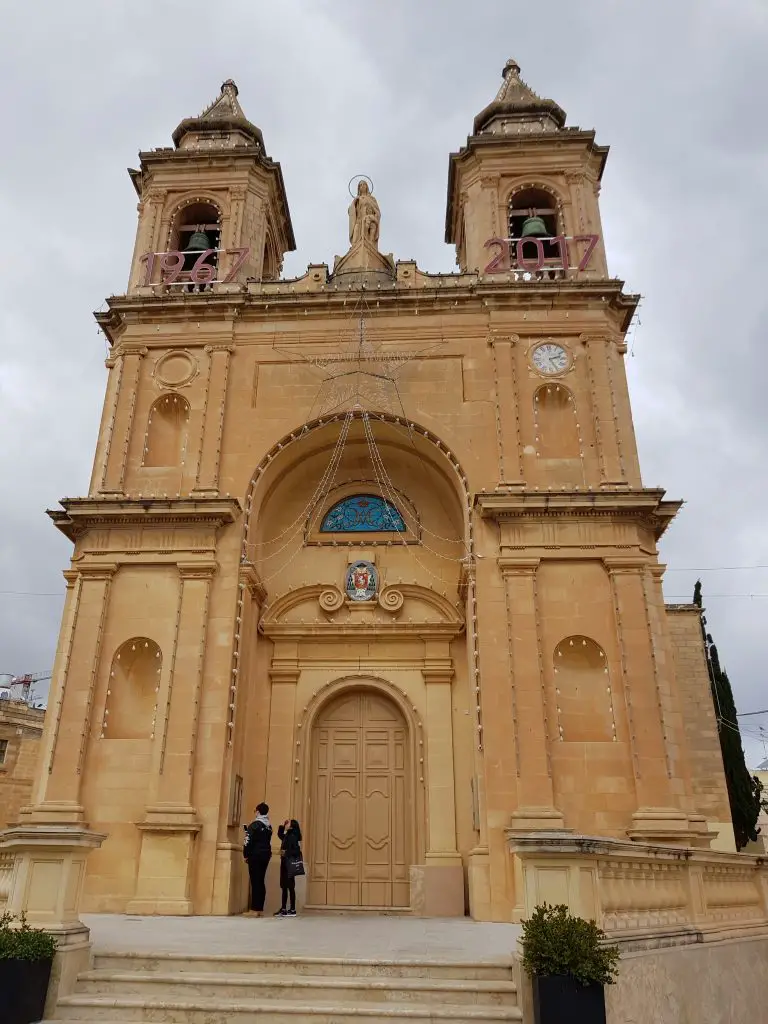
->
[274, 818, 303, 917]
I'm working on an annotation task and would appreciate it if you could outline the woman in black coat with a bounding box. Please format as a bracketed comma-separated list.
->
[274, 818, 302, 916]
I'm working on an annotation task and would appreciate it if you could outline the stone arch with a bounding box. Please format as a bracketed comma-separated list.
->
[298, 676, 424, 908]
[503, 180, 567, 232]
[166, 193, 224, 253]
[102, 637, 162, 740]
[142, 393, 190, 467]
[553, 635, 616, 743]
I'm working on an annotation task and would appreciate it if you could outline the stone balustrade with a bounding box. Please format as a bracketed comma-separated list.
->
[0, 851, 14, 910]
[506, 832, 768, 943]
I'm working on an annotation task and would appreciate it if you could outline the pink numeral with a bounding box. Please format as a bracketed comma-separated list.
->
[551, 235, 570, 270]
[222, 247, 250, 283]
[139, 251, 156, 286]
[159, 251, 185, 283]
[190, 251, 216, 283]
[516, 237, 545, 271]
[574, 235, 599, 271]
[483, 237, 510, 274]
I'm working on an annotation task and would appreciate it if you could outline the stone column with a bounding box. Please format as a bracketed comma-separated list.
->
[127, 562, 216, 915]
[29, 564, 117, 823]
[583, 334, 625, 488]
[415, 643, 463, 917]
[500, 559, 566, 832]
[606, 558, 691, 841]
[100, 346, 146, 495]
[192, 344, 232, 496]
[0, 826, 105, 1017]
[261, 645, 300, 914]
[490, 335, 524, 488]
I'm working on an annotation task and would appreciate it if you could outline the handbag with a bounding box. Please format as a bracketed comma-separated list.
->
[285, 855, 305, 878]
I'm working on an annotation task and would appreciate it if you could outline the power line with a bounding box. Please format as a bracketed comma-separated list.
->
[665, 565, 768, 572]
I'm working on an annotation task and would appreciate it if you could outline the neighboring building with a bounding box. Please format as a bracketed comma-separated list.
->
[12, 66, 744, 920]
[0, 701, 44, 830]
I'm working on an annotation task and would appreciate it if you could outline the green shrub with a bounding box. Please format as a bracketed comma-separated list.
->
[0, 912, 57, 961]
[520, 903, 620, 987]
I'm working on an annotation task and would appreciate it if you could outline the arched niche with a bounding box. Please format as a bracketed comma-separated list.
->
[534, 383, 580, 459]
[553, 635, 616, 743]
[243, 414, 469, 596]
[102, 637, 162, 740]
[142, 393, 190, 468]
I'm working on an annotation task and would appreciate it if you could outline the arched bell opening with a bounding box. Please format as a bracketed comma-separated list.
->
[170, 200, 222, 290]
[508, 185, 562, 263]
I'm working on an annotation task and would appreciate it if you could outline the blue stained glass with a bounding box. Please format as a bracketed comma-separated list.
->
[320, 494, 406, 533]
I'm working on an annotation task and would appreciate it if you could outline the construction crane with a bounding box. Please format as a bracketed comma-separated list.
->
[0, 672, 52, 707]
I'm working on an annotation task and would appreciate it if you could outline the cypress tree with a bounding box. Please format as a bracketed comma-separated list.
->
[693, 580, 762, 849]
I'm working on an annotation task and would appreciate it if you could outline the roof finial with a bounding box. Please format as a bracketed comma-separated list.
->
[221, 79, 239, 96]
[503, 58, 521, 78]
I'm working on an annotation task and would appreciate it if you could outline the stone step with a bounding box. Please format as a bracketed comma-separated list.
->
[76, 969, 517, 1006]
[92, 952, 514, 982]
[53, 995, 523, 1023]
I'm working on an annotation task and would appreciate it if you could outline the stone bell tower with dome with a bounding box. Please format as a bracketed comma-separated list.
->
[3, 66, 766, 976]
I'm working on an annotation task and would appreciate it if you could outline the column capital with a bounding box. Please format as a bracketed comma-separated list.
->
[115, 344, 149, 358]
[422, 660, 454, 686]
[603, 556, 647, 575]
[269, 661, 300, 685]
[76, 562, 119, 580]
[178, 561, 218, 581]
[240, 563, 267, 605]
[62, 570, 79, 588]
[487, 332, 520, 348]
[204, 343, 234, 355]
[498, 557, 540, 577]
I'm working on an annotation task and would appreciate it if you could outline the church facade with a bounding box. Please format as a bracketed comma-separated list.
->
[7, 65, 760, 929]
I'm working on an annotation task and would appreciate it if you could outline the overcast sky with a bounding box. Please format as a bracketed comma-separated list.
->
[1, 0, 766, 766]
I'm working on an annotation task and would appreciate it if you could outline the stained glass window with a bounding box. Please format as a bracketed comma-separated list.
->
[320, 494, 406, 533]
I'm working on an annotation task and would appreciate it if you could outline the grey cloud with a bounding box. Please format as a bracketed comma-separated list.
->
[1, 0, 766, 763]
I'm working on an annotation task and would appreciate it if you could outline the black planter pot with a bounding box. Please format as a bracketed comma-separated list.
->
[532, 973, 606, 1024]
[0, 957, 54, 1024]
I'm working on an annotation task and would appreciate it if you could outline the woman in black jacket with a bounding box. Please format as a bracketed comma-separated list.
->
[274, 819, 302, 916]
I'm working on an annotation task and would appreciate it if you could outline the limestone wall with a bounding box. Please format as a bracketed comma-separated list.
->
[0, 702, 44, 830]
[667, 604, 734, 850]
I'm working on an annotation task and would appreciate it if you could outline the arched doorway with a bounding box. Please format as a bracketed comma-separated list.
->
[308, 688, 411, 909]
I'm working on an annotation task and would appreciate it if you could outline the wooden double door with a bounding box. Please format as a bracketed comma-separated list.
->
[308, 690, 411, 909]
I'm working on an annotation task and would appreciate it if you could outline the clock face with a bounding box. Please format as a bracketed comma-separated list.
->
[532, 343, 569, 375]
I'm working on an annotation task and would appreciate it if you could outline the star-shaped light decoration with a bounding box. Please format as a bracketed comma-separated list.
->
[274, 300, 443, 420]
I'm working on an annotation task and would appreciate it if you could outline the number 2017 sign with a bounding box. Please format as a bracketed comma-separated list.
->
[483, 234, 599, 275]
[139, 247, 251, 286]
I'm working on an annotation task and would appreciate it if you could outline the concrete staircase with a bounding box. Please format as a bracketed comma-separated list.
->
[49, 949, 523, 1023]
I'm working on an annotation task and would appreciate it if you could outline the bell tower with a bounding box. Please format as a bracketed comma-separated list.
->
[446, 58, 608, 280]
[127, 79, 294, 292]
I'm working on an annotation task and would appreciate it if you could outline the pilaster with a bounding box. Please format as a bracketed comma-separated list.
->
[192, 344, 233, 496]
[489, 334, 524, 488]
[100, 346, 147, 495]
[583, 334, 626, 488]
[499, 558, 566, 832]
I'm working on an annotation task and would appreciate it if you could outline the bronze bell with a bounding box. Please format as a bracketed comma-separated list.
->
[184, 229, 212, 252]
[520, 215, 549, 238]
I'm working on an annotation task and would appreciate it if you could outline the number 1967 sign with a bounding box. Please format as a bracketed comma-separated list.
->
[484, 234, 599, 275]
[139, 246, 251, 286]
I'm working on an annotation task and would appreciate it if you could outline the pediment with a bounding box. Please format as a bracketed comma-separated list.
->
[259, 582, 464, 639]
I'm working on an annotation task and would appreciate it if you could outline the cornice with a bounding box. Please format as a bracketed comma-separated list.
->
[94, 278, 639, 343]
[48, 497, 242, 541]
[477, 489, 682, 539]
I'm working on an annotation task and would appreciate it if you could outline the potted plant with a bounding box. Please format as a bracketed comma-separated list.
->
[0, 912, 57, 1024]
[520, 903, 620, 1024]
